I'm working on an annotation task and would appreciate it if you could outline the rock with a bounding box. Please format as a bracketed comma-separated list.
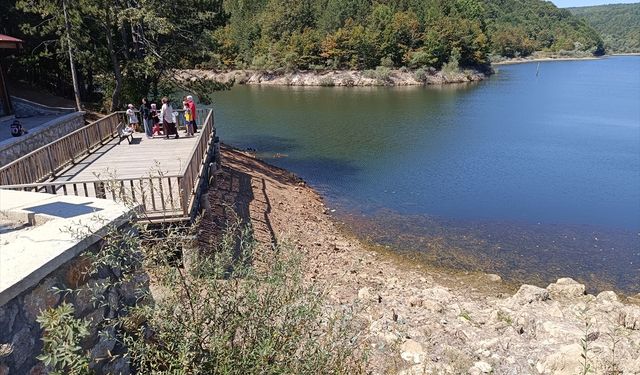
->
[510, 284, 549, 305]
[423, 287, 453, 303]
[547, 278, 585, 300]
[357, 287, 371, 300]
[100, 356, 130, 375]
[27, 362, 48, 375]
[64, 255, 93, 289]
[24, 277, 60, 320]
[540, 321, 583, 341]
[422, 300, 444, 313]
[596, 291, 618, 303]
[90, 328, 116, 367]
[537, 343, 582, 375]
[400, 339, 425, 364]
[618, 306, 640, 330]
[74, 278, 109, 317]
[0, 303, 19, 335]
[469, 361, 492, 374]
[10, 326, 35, 369]
[486, 274, 502, 282]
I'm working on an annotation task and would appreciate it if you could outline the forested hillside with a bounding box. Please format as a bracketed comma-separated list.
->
[568, 3, 640, 53]
[0, 0, 603, 109]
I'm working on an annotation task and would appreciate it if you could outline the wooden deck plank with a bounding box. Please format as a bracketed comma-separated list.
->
[52, 132, 202, 182]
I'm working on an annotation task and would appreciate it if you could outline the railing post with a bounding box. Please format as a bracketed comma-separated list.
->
[94, 181, 106, 199]
[83, 129, 91, 153]
[46, 148, 56, 178]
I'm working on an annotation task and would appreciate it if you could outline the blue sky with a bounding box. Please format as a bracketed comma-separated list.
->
[551, 0, 639, 7]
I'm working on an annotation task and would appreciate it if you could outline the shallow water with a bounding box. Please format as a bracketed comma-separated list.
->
[213, 56, 640, 293]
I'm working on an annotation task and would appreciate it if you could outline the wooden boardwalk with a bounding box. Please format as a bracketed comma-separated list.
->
[53, 133, 200, 181]
[0, 109, 217, 222]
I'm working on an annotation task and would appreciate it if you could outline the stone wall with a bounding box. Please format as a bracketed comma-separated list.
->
[0, 111, 85, 167]
[0, 237, 148, 375]
[11, 97, 74, 118]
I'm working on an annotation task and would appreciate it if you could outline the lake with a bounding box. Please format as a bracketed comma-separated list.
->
[212, 56, 640, 293]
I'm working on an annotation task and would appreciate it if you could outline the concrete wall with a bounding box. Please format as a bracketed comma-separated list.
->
[0, 111, 85, 167]
[0, 190, 145, 375]
[11, 97, 74, 118]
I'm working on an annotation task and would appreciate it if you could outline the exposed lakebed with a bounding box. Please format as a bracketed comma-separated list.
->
[213, 56, 640, 294]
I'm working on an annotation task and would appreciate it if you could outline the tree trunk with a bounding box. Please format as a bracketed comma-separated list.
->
[62, 0, 82, 111]
[105, 7, 123, 112]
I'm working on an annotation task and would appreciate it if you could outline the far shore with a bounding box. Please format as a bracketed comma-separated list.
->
[493, 55, 602, 65]
[179, 68, 487, 87]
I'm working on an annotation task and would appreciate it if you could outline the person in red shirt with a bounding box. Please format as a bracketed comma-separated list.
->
[187, 95, 198, 133]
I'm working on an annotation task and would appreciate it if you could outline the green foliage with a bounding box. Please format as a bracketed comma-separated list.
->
[481, 0, 603, 56]
[568, 3, 640, 53]
[36, 303, 91, 375]
[1, 0, 607, 104]
[34, 176, 364, 374]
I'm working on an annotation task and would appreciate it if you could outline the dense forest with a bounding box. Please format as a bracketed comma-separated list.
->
[0, 0, 603, 110]
[568, 3, 640, 53]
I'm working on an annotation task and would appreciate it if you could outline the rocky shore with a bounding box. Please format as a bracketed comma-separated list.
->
[202, 145, 640, 374]
[179, 68, 486, 87]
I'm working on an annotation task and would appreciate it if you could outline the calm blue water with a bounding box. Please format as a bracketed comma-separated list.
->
[212, 56, 640, 292]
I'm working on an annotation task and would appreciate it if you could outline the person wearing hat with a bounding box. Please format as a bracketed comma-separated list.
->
[126, 104, 139, 132]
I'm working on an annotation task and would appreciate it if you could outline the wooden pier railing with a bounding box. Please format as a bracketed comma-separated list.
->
[0, 113, 123, 185]
[0, 108, 216, 222]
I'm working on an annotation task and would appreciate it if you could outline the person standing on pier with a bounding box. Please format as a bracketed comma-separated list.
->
[126, 104, 139, 132]
[187, 95, 198, 132]
[160, 97, 179, 139]
[140, 98, 152, 138]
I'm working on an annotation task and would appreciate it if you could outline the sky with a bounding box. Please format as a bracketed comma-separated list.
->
[551, 0, 639, 7]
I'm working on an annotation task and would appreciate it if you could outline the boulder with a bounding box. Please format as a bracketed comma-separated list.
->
[486, 274, 502, 282]
[536, 343, 582, 375]
[539, 321, 583, 341]
[469, 361, 492, 374]
[400, 339, 425, 364]
[510, 285, 549, 305]
[423, 287, 453, 303]
[23, 277, 60, 320]
[547, 278, 585, 300]
[618, 306, 640, 330]
[596, 291, 618, 303]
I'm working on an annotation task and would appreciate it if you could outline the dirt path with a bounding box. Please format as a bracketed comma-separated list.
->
[201, 145, 640, 374]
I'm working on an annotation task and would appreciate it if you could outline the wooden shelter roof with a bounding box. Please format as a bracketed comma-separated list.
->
[0, 35, 24, 49]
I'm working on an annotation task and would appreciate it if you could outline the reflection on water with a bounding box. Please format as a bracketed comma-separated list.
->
[337, 208, 639, 294]
[214, 56, 640, 293]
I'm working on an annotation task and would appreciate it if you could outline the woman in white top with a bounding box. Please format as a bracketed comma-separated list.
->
[160, 97, 179, 139]
[126, 104, 138, 131]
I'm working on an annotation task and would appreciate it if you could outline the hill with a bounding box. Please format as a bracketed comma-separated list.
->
[568, 3, 640, 53]
[211, 0, 604, 71]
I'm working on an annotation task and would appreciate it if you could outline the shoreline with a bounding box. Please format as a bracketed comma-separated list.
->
[202, 145, 640, 374]
[180, 68, 487, 87]
[492, 56, 602, 65]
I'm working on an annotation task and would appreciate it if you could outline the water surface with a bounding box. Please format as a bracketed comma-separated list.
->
[213, 56, 640, 293]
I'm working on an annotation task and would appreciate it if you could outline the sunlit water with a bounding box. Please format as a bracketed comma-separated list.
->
[212, 56, 640, 293]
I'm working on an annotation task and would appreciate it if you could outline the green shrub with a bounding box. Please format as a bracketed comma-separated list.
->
[414, 68, 427, 82]
[37, 180, 365, 374]
[363, 66, 392, 83]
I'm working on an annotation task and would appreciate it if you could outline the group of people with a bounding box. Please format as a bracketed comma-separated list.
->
[125, 95, 198, 140]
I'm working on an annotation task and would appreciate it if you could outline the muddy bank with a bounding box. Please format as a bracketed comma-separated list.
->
[201, 145, 640, 374]
[179, 68, 486, 87]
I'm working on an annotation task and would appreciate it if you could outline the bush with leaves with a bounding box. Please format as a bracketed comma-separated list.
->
[37, 176, 365, 374]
